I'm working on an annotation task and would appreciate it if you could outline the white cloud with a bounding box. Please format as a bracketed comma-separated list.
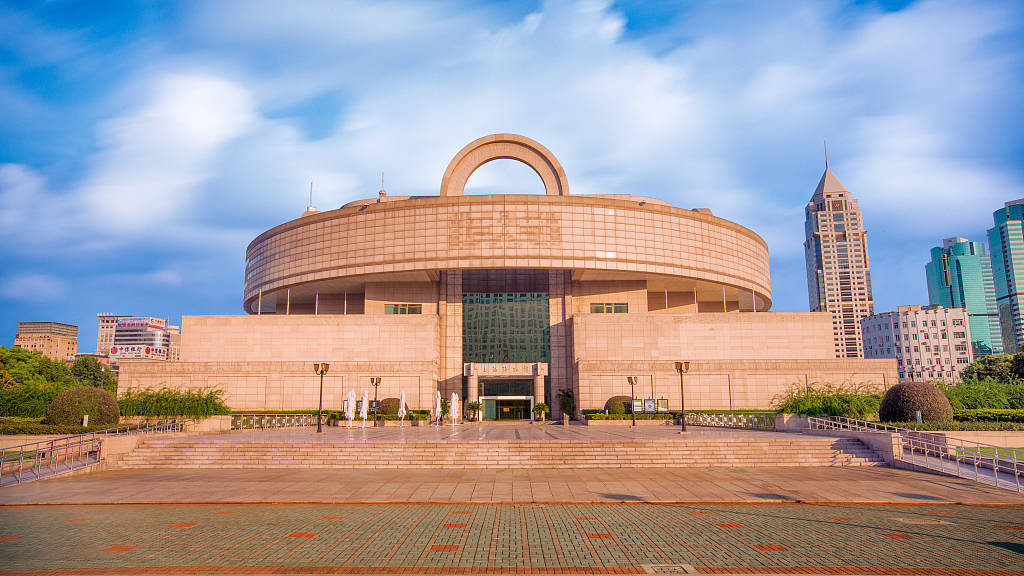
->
[79, 74, 256, 230]
[0, 73, 257, 248]
[2, 0, 1022, 316]
[0, 274, 68, 302]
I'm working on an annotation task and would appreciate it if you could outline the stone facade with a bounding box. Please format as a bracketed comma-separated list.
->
[804, 167, 874, 358]
[117, 134, 898, 415]
[862, 304, 974, 382]
[14, 322, 78, 362]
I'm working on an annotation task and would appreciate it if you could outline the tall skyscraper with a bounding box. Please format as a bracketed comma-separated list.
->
[988, 200, 1024, 353]
[804, 165, 874, 358]
[925, 237, 1003, 357]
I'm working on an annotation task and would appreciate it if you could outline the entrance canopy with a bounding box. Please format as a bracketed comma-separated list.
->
[464, 362, 548, 408]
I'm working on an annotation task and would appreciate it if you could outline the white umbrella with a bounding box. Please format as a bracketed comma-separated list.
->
[434, 390, 442, 426]
[360, 390, 369, 426]
[450, 392, 459, 425]
[345, 390, 356, 427]
[398, 391, 407, 427]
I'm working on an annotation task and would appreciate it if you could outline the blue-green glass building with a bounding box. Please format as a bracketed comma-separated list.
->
[988, 201, 1024, 354]
[925, 237, 1003, 357]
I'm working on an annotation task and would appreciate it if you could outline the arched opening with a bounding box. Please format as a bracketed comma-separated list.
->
[463, 158, 548, 195]
[440, 134, 569, 197]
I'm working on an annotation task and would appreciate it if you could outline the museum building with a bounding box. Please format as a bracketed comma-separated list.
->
[120, 134, 897, 418]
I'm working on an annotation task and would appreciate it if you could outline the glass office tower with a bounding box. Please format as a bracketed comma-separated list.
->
[926, 237, 1003, 357]
[988, 200, 1024, 353]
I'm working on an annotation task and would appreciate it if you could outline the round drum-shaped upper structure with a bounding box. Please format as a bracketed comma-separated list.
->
[243, 134, 772, 312]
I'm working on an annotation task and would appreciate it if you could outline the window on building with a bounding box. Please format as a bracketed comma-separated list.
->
[590, 303, 628, 314]
[957, 358, 969, 364]
[384, 303, 423, 314]
[953, 331, 966, 339]
[952, 319, 964, 326]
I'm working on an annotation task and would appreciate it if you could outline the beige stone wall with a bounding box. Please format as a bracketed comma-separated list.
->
[243, 194, 772, 313]
[13, 334, 77, 362]
[119, 360, 438, 411]
[574, 312, 838, 361]
[573, 311, 896, 410]
[364, 282, 439, 315]
[118, 314, 440, 411]
[576, 359, 896, 411]
[179, 314, 438, 363]
[571, 280, 647, 315]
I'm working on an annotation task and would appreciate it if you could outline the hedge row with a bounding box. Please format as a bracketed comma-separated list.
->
[0, 417, 125, 435]
[884, 420, 1024, 431]
[954, 409, 1024, 422]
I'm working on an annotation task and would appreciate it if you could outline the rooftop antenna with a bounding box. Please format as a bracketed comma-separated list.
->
[302, 181, 318, 216]
[824, 139, 829, 170]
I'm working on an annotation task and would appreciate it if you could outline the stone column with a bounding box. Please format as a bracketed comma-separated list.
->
[533, 373, 544, 406]
[548, 270, 573, 418]
[467, 374, 479, 403]
[438, 270, 463, 399]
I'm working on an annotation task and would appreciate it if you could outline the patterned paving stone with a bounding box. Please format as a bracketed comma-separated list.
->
[0, 503, 1022, 575]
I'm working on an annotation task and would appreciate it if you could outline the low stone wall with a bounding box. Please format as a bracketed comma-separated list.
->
[775, 414, 809, 432]
[584, 418, 675, 426]
[0, 435, 66, 450]
[934, 431, 1024, 447]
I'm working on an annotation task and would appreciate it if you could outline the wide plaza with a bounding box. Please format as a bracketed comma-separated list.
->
[2, 501, 1023, 575]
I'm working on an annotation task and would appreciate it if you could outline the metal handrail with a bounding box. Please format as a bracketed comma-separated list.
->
[808, 416, 1023, 493]
[685, 411, 776, 429]
[231, 413, 318, 430]
[0, 418, 196, 487]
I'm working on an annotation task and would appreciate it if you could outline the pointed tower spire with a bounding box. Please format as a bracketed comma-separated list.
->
[824, 139, 828, 170]
[378, 171, 387, 202]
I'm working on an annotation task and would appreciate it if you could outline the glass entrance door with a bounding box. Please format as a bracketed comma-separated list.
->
[496, 399, 530, 420]
[480, 396, 533, 420]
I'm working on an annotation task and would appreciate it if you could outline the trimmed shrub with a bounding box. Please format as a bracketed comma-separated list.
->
[604, 395, 633, 414]
[379, 397, 403, 415]
[44, 387, 120, 427]
[879, 382, 953, 423]
[954, 408, 1024, 422]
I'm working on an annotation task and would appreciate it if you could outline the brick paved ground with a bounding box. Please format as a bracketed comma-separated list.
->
[1, 503, 1022, 575]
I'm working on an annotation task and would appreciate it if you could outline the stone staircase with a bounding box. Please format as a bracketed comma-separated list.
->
[113, 436, 886, 469]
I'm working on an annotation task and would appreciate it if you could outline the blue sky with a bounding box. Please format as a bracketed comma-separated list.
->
[2, 0, 1023, 353]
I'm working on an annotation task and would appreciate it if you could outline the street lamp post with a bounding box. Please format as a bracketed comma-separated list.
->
[370, 377, 382, 422]
[674, 361, 690, 433]
[313, 363, 330, 433]
[627, 376, 637, 427]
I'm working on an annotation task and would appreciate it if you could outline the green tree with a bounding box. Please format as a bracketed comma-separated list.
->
[0, 346, 75, 388]
[961, 354, 1018, 383]
[71, 356, 117, 393]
